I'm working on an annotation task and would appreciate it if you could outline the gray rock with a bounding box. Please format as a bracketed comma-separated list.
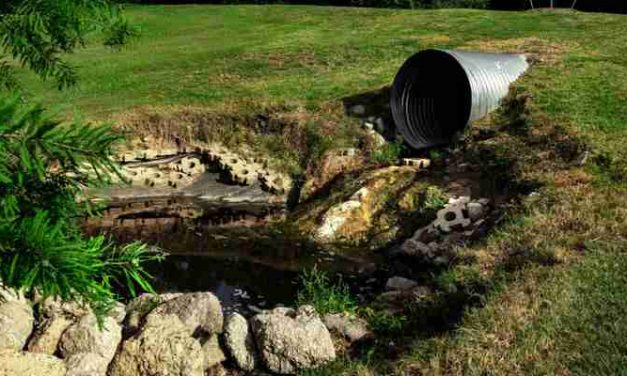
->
[350, 104, 366, 116]
[399, 239, 432, 257]
[385, 276, 419, 291]
[58, 313, 121, 365]
[41, 297, 89, 319]
[110, 313, 204, 376]
[375, 117, 387, 134]
[467, 202, 485, 221]
[323, 313, 372, 343]
[151, 292, 223, 336]
[0, 292, 33, 350]
[27, 314, 73, 354]
[0, 286, 26, 303]
[65, 352, 108, 376]
[124, 294, 163, 333]
[224, 313, 257, 371]
[201, 334, 226, 370]
[366, 129, 387, 148]
[477, 198, 490, 206]
[0, 349, 66, 376]
[109, 302, 127, 324]
[251, 305, 335, 374]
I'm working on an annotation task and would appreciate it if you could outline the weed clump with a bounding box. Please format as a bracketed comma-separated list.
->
[297, 267, 357, 315]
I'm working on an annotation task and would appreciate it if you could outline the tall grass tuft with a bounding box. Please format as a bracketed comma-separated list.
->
[296, 266, 358, 315]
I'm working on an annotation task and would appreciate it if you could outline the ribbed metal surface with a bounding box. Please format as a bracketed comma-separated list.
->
[390, 49, 529, 150]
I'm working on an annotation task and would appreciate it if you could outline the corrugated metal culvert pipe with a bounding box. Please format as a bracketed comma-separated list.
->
[390, 49, 529, 150]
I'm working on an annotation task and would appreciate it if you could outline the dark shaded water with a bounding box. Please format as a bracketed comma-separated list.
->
[91, 215, 383, 314]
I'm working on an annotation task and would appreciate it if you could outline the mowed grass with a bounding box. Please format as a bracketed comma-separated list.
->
[12, 5, 627, 375]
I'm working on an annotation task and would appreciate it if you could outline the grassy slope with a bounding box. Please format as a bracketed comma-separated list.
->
[16, 5, 627, 375]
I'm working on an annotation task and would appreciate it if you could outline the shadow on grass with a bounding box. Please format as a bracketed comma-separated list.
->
[304, 85, 596, 374]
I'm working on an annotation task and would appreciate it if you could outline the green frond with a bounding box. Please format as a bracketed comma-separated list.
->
[0, 95, 162, 317]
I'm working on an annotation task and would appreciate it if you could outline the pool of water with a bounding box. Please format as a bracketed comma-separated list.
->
[91, 216, 383, 315]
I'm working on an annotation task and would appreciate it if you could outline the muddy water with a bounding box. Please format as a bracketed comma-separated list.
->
[86, 177, 383, 314]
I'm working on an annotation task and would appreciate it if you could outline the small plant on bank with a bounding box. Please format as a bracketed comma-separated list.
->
[361, 306, 407, 335]
[297, 266, 357, 315]
[0, 96, 162, 317]
[371, 140, 404, 165]
[422, 186, 448, 211]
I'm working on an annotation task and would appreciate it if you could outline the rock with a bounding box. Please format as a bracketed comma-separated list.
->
[0, 349, 66, 376]
[65, 352, 108, 376]
[41, 297, 89, 319]
[467, 202, 485, 221]
[110, 313, 204, 376]
[58, 313, 121, 365]
[0, 292, 33, 350]
[251, 305, 335, 374]
[109, 302, 127, 324]
[27, 314, 73, 354]
[399, 239, 432, 257]
[411, 224, 439, 243]
[350, 104, 366, 116]
[315, 200, 363, 242]
[366, 129, 387, 148]
[124, 293, 178, 334]
[206, 364, 228, 376]
[201, 335, 226, 370]
[385, 276, 419, 291]
[150, 292, 223, 336]
[374, 117, 387, 134]
[323, 313, 372, 343]
[0, 286, 26, 303]
[224, 312, 257, 371]
[411, 286, 433, 300]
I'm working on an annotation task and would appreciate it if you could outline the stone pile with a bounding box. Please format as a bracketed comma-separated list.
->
[396, 196, 492, 264]
[0, 287, 340, 376]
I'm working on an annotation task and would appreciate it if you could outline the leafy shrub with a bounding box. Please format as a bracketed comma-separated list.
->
[297, 267, 357, 315]
[0, 96, 162, 316]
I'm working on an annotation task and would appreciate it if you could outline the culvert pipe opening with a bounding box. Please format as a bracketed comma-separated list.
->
[391, 49, 529, 150]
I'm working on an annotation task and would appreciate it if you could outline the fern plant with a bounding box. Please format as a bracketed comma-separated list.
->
[0, 96, 162, 316]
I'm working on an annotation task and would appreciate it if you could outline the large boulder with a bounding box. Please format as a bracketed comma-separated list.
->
[109, 313, 204, 376]
[0, 289, 33, 350]
[251, 306, 335, 374]
[151, 292, 223, 336]
[40, 297, 89, 319]
[312, 166, 418, 245]
[223, 312, 257, 371]
[27, 314, 73, 354]
[201, 334, 226, 370]
[0, 348, 66, 376]
[124, 293, 166, 334]
[65, 352, 109, 376]
[58, 313, 122, 372]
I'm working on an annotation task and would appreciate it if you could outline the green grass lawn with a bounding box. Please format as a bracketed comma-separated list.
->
[12, 5, 627, 375]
